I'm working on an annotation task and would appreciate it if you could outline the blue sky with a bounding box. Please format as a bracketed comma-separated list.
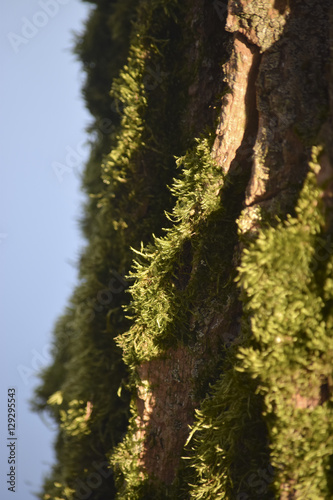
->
[1, 1, 93, 498]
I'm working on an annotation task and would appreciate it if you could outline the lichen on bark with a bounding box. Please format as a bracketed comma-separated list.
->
[226, 0, 290, 52]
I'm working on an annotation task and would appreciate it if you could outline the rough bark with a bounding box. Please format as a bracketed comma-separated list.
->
[121, 0, 333, 497]
[34, 1, 333, 499]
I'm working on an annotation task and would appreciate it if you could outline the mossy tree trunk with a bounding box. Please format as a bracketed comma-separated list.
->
[112, 1, 333, 498]
[34, 1, 333, 499]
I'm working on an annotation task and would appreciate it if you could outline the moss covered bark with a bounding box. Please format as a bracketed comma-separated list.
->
[33, 1, 333, 499]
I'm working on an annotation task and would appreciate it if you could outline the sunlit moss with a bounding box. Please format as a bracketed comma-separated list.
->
[235, 146, 333, 497]
[115, 136, 224, 367]
[184, 146, 333, 499]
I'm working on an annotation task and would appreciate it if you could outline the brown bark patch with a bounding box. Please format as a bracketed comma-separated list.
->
[135, 345, 196, 484]
[133, 288, 244, 485]
[213, 33, 260, 175]
[290, 377, 331, 410]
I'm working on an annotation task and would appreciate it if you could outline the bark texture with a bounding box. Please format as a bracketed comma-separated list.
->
[34, 1, 333, 499]
[116, 0, 333, 498]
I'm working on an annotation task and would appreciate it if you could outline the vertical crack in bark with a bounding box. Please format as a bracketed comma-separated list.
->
[213, 33, 261, 176]
[237, 0, 331, 236]
[317, 5, 333, 232]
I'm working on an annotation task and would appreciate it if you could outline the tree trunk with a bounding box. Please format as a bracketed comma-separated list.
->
[34, 1, 333, 499]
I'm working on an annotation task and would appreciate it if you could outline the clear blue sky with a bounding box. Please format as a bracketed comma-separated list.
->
[1, 1, 92, 498]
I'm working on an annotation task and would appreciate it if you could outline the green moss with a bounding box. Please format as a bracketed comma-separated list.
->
[31, 2, 333, 499]
[32, 0, 197, 498]
[109, 400, 149, 500]
[115, 136, 225, 367]
[111, 122, 255, 494]
[183, 147, 333, 499]
[236, 146, 333, 498]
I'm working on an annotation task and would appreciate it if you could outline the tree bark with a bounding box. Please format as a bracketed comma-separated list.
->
[34, 1, 333, 499]
[113, 0, 333, 498]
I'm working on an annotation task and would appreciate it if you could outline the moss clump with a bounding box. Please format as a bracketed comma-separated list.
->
[32, 0, 187, 498]
[236, 146, 333, 498]
[115, 136, 225, 367]
[184, 147, 333, 500]
[111, 118, 255, 494]
[32, 2, 333, 499]
[185, 360, 271, 499]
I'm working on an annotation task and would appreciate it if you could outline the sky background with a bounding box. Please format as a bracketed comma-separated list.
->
[1, 1, 93, 498]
